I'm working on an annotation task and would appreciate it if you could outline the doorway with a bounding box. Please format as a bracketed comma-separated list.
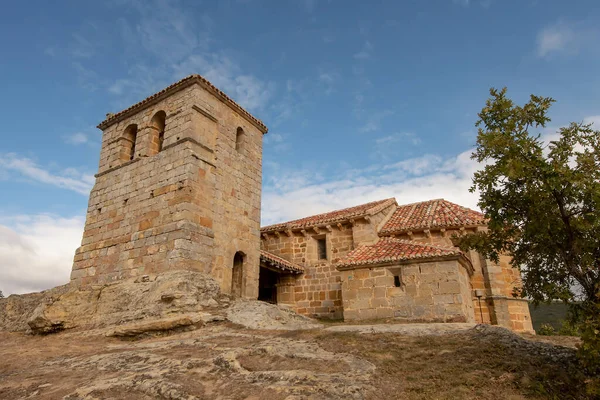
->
[231, 251, 244, 297]
[258, 267, 279, 303]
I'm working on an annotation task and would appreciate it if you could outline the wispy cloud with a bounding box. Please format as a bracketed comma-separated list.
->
[536, 21, 598, 57]
[173, 53, 275, 111]
[262, 149, 481, 226]
[0, 214, 84, 295]
[353, 41, 373, 60]
[584, 115, 600, 127]
[0, 153, 94, 195]
[318, 69, 340, 95]
[70, 33, 95, 59]
[264, 132, 291, 153]
[452, 0, 492, 7]
[372, 132, 421, 160]
[359, 109, 394, 133]
[453, 0, 470, 6]
[63, 132, 91, 145]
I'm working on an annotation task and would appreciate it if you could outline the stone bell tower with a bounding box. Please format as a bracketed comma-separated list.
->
[70, 75, 267, 298]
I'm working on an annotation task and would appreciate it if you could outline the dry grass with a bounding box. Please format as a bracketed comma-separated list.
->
[304, 331, 588, 400]
[0, 326, 590, 400]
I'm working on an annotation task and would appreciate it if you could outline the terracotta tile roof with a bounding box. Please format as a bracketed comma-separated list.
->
[336, 237, 462, 268]
[380, 199, 485, 235]
[261, 198, 397, 233]
[260, 250, 304, 274]
[97, 74, 268, 133]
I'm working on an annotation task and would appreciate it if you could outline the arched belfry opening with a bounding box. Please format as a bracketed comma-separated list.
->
[150, 110, 166, 154]
[231, 251, 245, 297]
[235, 127, 245, 153]
[122, 124, 138, 162]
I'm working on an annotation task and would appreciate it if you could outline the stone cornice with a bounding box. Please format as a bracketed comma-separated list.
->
[97, 75, 268, 134]
[95, 137, 215, 178]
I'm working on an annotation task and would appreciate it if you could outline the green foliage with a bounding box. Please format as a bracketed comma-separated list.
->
[576, 301, 600, 396]
[537, 320, 580, 337]
[458, 87, 600, 395]
[538, 323, 556, 336]
[557, 319, 580, 336]
[0, 290, 3, 299]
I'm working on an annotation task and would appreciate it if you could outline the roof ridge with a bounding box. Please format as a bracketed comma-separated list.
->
[261, 198, 396, 232]
[379, 198, 485, 235]
[395, 198, 444, 208]
[377, 237, 460, 252]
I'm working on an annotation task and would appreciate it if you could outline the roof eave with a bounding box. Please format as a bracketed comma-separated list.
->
[336, 253, 473, 274]
[379, 223, 486, 237]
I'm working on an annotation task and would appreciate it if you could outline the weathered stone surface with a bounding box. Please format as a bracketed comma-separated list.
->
[24, 270, 229, 334]
[107, 314, 205, 337]
[226, 299, 323, 330]
[0, 284, 69, 332]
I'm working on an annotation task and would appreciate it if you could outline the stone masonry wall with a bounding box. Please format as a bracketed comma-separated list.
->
[351, 203, 396, 246]
[339, 260, 476, 322]
[261, 223, 356, 318]
[72, 82, 263, 298]
[390, 229, 533, 332]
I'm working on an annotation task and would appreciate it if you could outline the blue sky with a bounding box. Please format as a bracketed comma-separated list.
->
[1, 0, 600, 294]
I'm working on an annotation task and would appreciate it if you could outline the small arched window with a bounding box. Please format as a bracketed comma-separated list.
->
[235, 127, 245, 153]
[150, 111, 166, 154]
[122, 124, 138, 162]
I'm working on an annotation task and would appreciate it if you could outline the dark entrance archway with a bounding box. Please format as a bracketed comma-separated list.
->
[231, 251, 244, 297]
[258, 267, 279, 303]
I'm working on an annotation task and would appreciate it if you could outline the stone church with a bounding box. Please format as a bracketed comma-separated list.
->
[71, 75, 533, 333]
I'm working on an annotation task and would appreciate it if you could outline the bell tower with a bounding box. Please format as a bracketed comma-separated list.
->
[70, 75, 267, 298]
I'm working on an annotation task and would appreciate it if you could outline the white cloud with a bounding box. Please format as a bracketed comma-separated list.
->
[262, 149, 481, 226]
[537, 23, 574, 57]
[0, 214, 84, 295]
[63, 132, 89, 145]
[583, 115, 600, 127]
[0, 153, 94, 195]
[173, 53, 274, 111]
[62, 0, 273, 114]
[318, 70, 340, 95]
[375, 132, 421, 146]
[536, 21, 598, 58]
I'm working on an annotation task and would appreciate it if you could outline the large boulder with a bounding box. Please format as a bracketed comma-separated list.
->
[21, 271, 229, 334]
[0, 284, 69, 332]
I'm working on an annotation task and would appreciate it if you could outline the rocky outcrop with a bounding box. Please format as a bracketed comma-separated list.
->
[22, 271, 230, 334]
[226, 299, 323, 330]
[0, 271, 322, 335]
[0, 284, 69, 332]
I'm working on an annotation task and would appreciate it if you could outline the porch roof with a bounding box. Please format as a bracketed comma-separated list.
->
[260, 250, 304, 274]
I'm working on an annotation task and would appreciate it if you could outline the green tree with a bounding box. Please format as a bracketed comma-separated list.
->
[0, 290, 3, 299]
[458, 88, 600, 394]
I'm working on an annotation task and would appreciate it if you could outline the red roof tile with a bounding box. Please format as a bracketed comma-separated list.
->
[260, 250, 304, 274]
[336, 237, 462, 268]
[97, 74, 268, 133]
[261, 198, 397, 233]
[380, 199, 485, 235]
